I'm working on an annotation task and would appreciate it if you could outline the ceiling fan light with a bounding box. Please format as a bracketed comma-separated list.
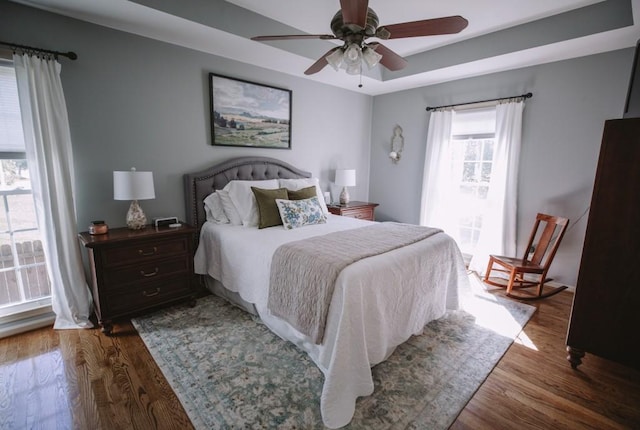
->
[362, 46, 382, 69]
[343, 43, 362, 66]
[326, 48, 344, 71]
[345, 62, 361, 75]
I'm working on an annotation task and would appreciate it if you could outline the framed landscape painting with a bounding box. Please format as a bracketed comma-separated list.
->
[209, 73, 292, 149]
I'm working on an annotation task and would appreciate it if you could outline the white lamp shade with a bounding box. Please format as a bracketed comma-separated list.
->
[326, 48, 344, 71]
[335, 169, 356, 187]
[113, 169, 155, 200]
[362, 45, 382, 69]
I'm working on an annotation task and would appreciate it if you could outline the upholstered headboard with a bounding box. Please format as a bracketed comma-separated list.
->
[184, 156, 312, 232]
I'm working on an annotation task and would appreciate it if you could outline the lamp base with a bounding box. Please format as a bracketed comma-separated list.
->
[339, 187, 350, 205]
[126, 200, 147, 229]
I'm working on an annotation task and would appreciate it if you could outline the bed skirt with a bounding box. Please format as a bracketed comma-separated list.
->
[203, 276, 258, 316]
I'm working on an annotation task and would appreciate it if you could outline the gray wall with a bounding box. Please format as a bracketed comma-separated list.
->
[0, 0, 372, 230]
[3, 0, 635, 287]
[370, 49, 634, 286]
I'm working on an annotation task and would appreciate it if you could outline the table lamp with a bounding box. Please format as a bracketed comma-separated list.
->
[335, 169, 356, 205]
[113, 168, 155, 229]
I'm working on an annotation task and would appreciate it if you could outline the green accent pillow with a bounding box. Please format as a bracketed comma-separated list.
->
[251, 187, 289, 229]
[287, 185, 317, 200]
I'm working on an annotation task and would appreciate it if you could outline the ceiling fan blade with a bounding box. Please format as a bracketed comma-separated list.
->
[340, 0, 369, 28]
[304, 47, 341, 75]
[377, 15, 468, 39]
[252, 34, 337, 41]
[369, 42, 408, 71]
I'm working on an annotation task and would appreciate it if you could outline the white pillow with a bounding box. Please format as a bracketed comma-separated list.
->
[276, 196, 327, 230]
[203, 192, 230, 224]
[216, 189, 242, 225]
[279, 178, 329, 214]
[223, 179, 280, 227]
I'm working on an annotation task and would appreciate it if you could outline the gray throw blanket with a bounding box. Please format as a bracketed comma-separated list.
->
[268, 222, 442, 344]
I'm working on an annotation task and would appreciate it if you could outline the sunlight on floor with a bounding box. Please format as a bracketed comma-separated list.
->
[463, 271, 539, 346]
[514, 330, 539, 351]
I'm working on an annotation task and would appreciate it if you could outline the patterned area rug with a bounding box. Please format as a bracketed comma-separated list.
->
[132, 276, 535, 429]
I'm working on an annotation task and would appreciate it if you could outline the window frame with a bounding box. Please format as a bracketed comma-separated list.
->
[0, 57, 52, 324]
[448, 112, 497, 256]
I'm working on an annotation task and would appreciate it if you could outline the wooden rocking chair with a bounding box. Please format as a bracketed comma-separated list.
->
[483, 213, 569, 300]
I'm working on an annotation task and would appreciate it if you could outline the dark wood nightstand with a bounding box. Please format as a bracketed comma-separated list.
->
[79, 224, 196, 335]
[327, 201, 379, 221]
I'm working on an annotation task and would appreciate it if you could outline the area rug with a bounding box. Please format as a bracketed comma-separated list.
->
[132, 276, 535, 429]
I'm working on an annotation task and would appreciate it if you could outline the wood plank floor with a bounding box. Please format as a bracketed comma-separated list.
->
[1, 288, 639, 429]
[452, 286, 640, 430]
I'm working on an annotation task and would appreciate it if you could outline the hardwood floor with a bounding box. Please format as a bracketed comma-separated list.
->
[1, 288, 639, 429]
[451, 288, 640, 430]
[0, 322, 193, 430]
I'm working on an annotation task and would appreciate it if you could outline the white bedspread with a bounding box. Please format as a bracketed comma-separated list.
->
[194, 214, 467, 428]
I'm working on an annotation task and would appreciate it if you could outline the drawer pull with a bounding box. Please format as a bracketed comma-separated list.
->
[138, 247, 158, 256]
[140, 268, 159, 277]
[142, 288, 160, 297]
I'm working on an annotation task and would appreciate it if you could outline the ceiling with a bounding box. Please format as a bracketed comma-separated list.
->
[12, 0, 640, 95]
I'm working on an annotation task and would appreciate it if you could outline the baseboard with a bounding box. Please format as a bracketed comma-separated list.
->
[0, 312, 55, 339]
[547, 280, 576, 292]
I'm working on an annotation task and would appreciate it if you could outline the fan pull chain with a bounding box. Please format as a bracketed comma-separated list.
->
[358, 70, 363, 88]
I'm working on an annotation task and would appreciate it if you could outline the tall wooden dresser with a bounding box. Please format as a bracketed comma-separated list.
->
[566, 118, 640, 371]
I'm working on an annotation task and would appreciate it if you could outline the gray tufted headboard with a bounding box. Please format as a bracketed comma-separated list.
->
[184, 156, 312, 232]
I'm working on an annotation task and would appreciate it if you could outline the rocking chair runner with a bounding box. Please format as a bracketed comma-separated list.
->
[483, 213, 569, 300]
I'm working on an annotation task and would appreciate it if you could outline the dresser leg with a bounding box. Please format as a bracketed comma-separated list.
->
[567, 346, 585, 369]
[188, 296, 197, 307]
[101, 321, 113, 336]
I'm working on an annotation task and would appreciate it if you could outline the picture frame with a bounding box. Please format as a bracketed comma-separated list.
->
[209, 73, 292, 149]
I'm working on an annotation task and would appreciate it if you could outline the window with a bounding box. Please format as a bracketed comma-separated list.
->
[0, 60, 51, 321]
[448, 108, 496, 256]
[422, 101, 525, 272]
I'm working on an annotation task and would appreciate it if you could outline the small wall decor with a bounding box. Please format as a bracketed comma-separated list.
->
[389, 124, 404, 163]
[209, 73, 292, 149]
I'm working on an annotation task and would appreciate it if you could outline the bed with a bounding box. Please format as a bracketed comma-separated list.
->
[184, 156, 468, 428]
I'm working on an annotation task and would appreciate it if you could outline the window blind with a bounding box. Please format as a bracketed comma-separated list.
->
[0, 63, 26, 153]
[451, 107, 496, 136]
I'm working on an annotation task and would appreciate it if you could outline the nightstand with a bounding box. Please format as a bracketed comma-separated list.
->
[79, 224, 196, 335]
[327, 201, 379, 221]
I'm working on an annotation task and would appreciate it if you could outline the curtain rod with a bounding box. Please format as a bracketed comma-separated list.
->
[425, 92, 532, 111]
[0, 40, 77, 60]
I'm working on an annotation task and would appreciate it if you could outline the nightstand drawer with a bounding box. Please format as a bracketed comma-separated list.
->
[103, 256, 190, 288]
[341, 207, 374, 220]
[101, 237, 189, 267]
[104, 277, 193, 316]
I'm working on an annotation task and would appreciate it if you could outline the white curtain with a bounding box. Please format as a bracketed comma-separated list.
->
[419, 108, 456, 232]
[469, 99, 524, 274]
[13, 53, 93, 329]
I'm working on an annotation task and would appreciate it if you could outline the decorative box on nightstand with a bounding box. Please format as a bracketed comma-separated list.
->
[327, 201, 379, 221]
[78, 224, 196, 335]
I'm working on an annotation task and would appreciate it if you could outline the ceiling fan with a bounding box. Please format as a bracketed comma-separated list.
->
[251, 0, 468, 76]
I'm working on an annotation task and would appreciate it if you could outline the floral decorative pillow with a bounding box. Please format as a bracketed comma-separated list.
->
[275, 196, 327, 230]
